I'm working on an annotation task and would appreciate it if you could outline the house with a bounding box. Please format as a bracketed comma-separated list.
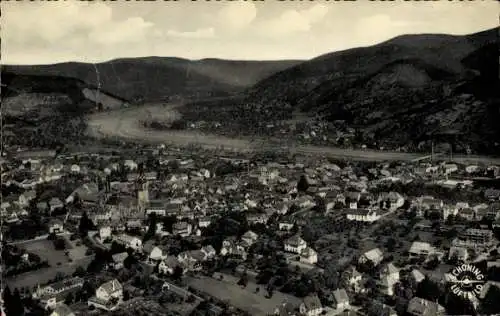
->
[299, 294, 323, 316]
[49, 303, 75, 316]
[369, 301, 397, 316]
[409, 242, 436, 259]
[346, 209, 380, 222]
[49, 197, 64, 212]
[172, 221, 192, 237]
[379, 263, 400, 296]
[114, 234, 142, 250]
[34, 277, 84, 310]
[148, 246, 165, 263]
[465, 165, 480, 174]
[99, 226, 112, 240]
[110, 252, 128, 270]
[448, 246, 469, 262]
[359, 248, 383, 267]
[378, 192, 405, 210]
[274, 302, 298, 316]
[88, 279, 123, 311]
[279, 221, 294, 231]
[406, 297, 445, 316]
[285, 235, 307, 254]
[443, 163, 458, 175]
[453, 228, 494, 249]
[159, 257, 182, 275]
[124, 160, 138, 170]
[332, 288, 350, 310]
[145, 201, 166, 217]
[70, 164, 81, 173]
[484, 188, 500, 201]
[343, 266, 363, 286]
[411, 269, 426, 284]
[241, 230, 259, 247]
[48, 219, 64, 234]
[300, 247, 318, 265]
[198, 217, 212, 228]
[18, 190, 37, 206]
[201, 245, 217, 259]
[457, 208, 476, 221]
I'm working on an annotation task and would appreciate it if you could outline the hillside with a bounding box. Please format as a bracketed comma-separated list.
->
[245, 28, 499, 154]
[1, 72, 127, 116]
[3, 58, 300, 103]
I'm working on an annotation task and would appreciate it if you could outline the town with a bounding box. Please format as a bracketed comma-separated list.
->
[2, 143, 500, 316]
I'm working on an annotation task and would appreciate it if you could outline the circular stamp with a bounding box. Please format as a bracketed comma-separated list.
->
[449, 264, 485, 300]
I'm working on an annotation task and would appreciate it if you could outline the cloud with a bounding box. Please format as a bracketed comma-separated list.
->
[217, 2, 257, 30]
[166, 27, 215, 39]
[2, 1, 159, 50]
[259, 4, 329, 37]
[89, 17, 154, 45]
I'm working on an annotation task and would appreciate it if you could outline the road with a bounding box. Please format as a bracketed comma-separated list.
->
[87, 105, 500, 164]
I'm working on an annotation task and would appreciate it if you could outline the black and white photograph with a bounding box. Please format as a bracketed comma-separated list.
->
[1, 1, 499, 315]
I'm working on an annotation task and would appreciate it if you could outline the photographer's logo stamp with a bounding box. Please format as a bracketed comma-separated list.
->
[450, 264, 485, 300]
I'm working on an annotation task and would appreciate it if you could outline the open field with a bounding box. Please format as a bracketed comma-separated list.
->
[5, 256, 93, 289]
[186, 274, 300, 316]
[87, 104, 500, 164]
[18, 239, 70, 267]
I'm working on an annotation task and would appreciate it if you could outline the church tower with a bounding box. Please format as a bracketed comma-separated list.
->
[136, 173, 149, 214]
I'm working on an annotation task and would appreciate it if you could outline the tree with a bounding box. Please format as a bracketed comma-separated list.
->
[64, 292, 74, 305]
[143, 213, 158, 242]
[297, 175, 309, 192]
[79, 211, 95, 236]
[482, 284, 500, 315]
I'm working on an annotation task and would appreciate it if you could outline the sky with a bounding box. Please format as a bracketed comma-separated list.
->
[1, 0, 498, 65]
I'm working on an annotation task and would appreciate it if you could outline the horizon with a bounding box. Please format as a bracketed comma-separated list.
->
[2, 27, 495, 67]
[2, 1, 498, 65]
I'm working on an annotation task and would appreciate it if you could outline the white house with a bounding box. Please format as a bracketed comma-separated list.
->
[346, 209, 380, 222]
[172, 221, 192, 237]
[409, 241, 436, 259]
[300, 247, 318, 265]
[99, 226, 112, 240]
[359, 248, 384, 267]
[299, 294, 323, 316]
[124, 160, 138, 170]
[48, 219, 64, 234]
[241, 230, 259, 247]
[88, 279, 123, 311]
[379, 263, 400, 296]
[332, 288, 350, 310]
[70, 164, 81, 173]
[279, 221, 294, 231]
[198, 217, 212, 228]
[284, 235, 307, 254]
[148, 246, 165, 263]
[48, 198, 64, 212]
[114, 234, 142, 251]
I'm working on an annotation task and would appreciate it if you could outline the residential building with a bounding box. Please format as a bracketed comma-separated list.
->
[359, 248, 383, 266]
[448, 246, 469, 262]
[406, 297, 445, 316]
[332, 288, 350, 310]
[241, 230, 259, 247]
[110, 252, 128, 270]
[300, 247, 318, 265]
[114, 234, 142, 250]
[88, 279, 123, 311]
[453, 228, 494, 249]
[49, 303, 75, 316]
[409, 242, 436, 258]
[99, 226, 112, 240]
[48, 219, 64, 234]
[299, 294, 323, 316]
[285, 235, 307, 254]
[346, 209, 380, 222]
[172, 221, 192, 237]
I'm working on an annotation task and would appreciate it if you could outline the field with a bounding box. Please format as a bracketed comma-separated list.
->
[186, 274, 300, 316]
[7, 236, 92, 289]
[87, 104, 500, 164]
[19, 239, 70, 267]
